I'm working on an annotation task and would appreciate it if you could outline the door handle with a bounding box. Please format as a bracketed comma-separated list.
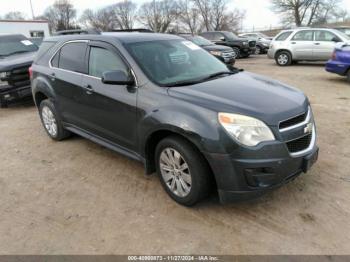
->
[314, 43, 321, 45]
[50, 73, 56, 81]
[82, 84, 94, 95]
[291, 42, 296, 44]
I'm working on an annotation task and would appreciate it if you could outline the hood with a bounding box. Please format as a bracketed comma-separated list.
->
[168, 72, 308, 126]
[0, 51, 36, 72]
[201, 45, 234, 52]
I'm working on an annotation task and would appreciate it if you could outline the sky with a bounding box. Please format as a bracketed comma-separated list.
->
[1, 0, 350, 30]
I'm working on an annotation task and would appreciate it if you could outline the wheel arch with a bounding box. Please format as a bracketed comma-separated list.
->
[275, 49, 293, 60]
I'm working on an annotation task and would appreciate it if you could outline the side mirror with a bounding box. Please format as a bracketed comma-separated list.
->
[332, 37, 341, 43]
[102, 70, 135, 86]
[219, 37, 225, 41]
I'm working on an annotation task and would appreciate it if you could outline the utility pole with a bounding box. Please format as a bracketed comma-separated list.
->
[29, 0, 35, 19]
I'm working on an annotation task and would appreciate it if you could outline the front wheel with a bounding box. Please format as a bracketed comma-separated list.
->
[275, 51, 292, 66]
[155, 136, 212, 206]
[232, 47, 240, 59]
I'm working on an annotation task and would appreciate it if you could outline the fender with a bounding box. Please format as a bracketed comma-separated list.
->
[31, 73, 56, 106]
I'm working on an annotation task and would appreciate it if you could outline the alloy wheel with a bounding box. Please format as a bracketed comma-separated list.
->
[159, 148, 192, 198]
[41, 106, 58, 137]
[277, 54, 289, 65]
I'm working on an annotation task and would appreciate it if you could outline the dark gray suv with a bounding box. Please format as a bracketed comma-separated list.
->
[31, 33, 319, 206]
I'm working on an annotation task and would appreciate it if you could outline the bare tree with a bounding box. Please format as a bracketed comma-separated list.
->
[192, 0, 212, 31]
[219, 9, 246, 31]
[112, 0, 137, 30]
[271, 0, 343, 26]
[80, 8, 116, 31]
[138, 0, 179, 33]
[177, 0, 201, 33]
[43, 0, 77, 31]
[3, 11, 26, 20]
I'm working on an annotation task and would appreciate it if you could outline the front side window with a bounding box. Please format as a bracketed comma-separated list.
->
[292, 30, 314, 41]
[275, 31, 293, 41]
[125, 39, 230, 86]
[0, 35, 38, 58]
[59, 42, 87, 73]
[190, 36, 213, 46]
[89, 46, 128, 78]
[315, 31, 339, 42]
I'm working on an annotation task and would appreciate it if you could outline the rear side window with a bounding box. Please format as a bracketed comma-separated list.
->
[292, 30, 314, 41]
[59, 42, 87, 73]
[275, 31, 293, 41]
[315, 30, 339, 42]
[88, 46, 128, 78]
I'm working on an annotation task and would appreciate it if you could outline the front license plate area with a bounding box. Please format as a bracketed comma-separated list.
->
[302, 149, 319, 173]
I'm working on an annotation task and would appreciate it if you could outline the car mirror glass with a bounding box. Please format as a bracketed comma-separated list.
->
[102, 70, 134, 86]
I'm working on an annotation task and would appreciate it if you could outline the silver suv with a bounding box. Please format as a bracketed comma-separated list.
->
[268, 28, 350, 66]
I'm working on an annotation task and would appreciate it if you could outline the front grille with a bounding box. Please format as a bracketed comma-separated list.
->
[249, 40, 256, 47]
[8, 66, 31, 88]
[222, 51, 235, 58]
[279, 112, 307, 130]
[286, 133, 312, 153]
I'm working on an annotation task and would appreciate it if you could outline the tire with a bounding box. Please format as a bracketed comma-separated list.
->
[155, 136, 212, 206]
[275, 51, 292, 66]
[39, 99, 71, 141]
[232, 47, 240, 59]
[255, 46, 262, 55]
[0, 98, 8, 108]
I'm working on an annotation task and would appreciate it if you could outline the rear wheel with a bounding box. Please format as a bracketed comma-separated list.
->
[232, 47, 240, 59]
[255, 46, 262, 55]
[39, 99, 71, 141]
[155, 136, 212, 206]
[276, 51, 292, 66]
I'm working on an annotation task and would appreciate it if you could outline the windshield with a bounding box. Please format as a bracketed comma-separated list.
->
[225, 32, 239, 40]
[125, 39, 230, 86]
[336, 30, 350, 40]
[0, 35, 38, 57]
[189, 36, 213, 46]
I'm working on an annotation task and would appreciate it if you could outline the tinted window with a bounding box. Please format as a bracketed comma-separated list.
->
[275, 31, 293, 41]
[34, 41, 56, 63]
[292, 30, 314, 41]
[0, 35, 38, 57]
[51, 51, 59, 67]
[59, 42, 87, 73]
[201, 33, 213, 40]
[89, 47, 128, 78]
[214, 33, 224, 40]
[315, 31, 339, 42]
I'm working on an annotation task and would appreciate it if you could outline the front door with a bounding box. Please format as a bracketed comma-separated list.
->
[79, 41, 138, 151]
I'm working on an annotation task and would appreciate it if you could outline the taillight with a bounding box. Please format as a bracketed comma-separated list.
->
[29, 66, 33, 79]
[331, 51, 337, 60]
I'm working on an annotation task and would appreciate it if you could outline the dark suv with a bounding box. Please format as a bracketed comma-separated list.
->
[31, 33, 319, 206]
[200, 31, 256, 58]
[0, 34, 39, 107]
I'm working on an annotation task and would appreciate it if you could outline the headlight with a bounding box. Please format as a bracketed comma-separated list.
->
[209, 51, 222, 56]
[218, 113, 275, 147]
[243, 42, 248, 46]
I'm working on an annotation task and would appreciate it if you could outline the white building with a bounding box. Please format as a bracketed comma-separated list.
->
[0, 20, 50, 38]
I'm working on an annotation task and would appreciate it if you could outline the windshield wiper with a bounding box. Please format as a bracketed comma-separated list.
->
[164, 79, 205, 87]
[200, 71, 236, 82]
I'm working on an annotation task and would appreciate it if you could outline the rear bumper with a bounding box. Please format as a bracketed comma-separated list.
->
[325, 60, 349, 76]
[204, 143, 319, 203]
[0, 85, 32, 102]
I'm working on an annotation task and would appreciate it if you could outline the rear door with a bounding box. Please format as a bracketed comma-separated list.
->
[313, 30, 341, 60]
[79, 41, 138, 151]
[289, 30, 314, 60]
[50, 40, 88, 126]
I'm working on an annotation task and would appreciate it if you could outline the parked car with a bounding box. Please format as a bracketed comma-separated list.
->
[239, 32, 272, 54]
[326, 43, 350, 82]
[0, 34, 39, 108]
[333, 27, 350, 37]
[31, 33, 318, 206]
[179, 34, 235, 65]
[268, 28, 350, 66]
[200, 31, 256, 58]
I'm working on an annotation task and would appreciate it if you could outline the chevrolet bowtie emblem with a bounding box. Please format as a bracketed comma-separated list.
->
[304, 123, 313, 134]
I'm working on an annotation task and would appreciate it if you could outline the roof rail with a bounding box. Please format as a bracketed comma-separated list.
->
[109, 29, 154, 33]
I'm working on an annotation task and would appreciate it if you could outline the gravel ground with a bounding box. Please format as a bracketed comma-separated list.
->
[0, 55, 349, 255]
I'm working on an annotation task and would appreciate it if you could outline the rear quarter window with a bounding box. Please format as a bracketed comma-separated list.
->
[34, 41, 57, 64]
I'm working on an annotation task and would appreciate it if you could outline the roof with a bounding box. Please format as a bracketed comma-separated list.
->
[47, 33, 182, 44]
[0, 19, 48, 23]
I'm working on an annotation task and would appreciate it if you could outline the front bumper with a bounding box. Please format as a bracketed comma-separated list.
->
[0, 85, 32, 103]
[204, 140, 319, 203]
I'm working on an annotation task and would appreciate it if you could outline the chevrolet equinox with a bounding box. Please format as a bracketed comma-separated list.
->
[31, 33, 319, 206]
